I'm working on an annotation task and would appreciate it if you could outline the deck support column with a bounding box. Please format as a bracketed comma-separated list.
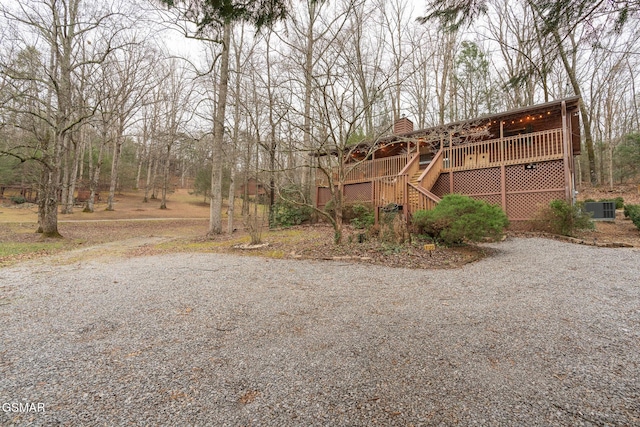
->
[561, 101, 572, 202]
[500, 120, 504, 163]
[501, 165, 507, 212]
[449, 171, 454, 194]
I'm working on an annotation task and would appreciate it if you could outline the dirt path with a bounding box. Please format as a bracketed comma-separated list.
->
[43, 236, 178, 264]
[57, 218, 209, 223]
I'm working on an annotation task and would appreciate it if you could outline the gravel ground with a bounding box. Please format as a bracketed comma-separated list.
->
[1, 237, 639, 426]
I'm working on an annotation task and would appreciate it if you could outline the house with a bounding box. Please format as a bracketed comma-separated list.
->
[236, 177, 267, 199]
[315, 96, 581, 222]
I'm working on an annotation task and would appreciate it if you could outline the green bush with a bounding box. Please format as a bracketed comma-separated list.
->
[324, 200, 374, 227]
[350, 204, 375, 229]
[270, 202, 312, 227]
[10, 195, 26, 204]
[631, 210, 640, 230]
[623, 204, 640, 219]
[625, 204, 640, 230]
[323, 199, 336, 219]
[536, 199, 594, 236]
[411, 194, 509, 245]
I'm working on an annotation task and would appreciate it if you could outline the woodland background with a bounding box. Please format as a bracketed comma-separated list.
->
[1, 0, 639, 236]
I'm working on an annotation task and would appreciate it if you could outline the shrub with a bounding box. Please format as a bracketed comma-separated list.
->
[631, 210, 640, 230]
[411, 194, 509, 245]
[534, 199, 594, 236]
[376, 211, 410, 244]
[10, 195, 26, 204]
[324, 200, 374, 227]
[323, 199, 336, 219]
[350, 204, 375, 229]
[625, 204, 640, 230]
[270, 202, 312, 227]
[623, 204, 640, 219]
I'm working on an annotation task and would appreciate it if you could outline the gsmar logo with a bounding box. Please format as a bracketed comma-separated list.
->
[2, 402, 45, 413]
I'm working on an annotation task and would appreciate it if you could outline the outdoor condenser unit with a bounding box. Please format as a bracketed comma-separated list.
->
[584, 201, 616, 221]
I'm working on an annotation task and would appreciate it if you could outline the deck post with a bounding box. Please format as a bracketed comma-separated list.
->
[371, 178, 375, 207]
[561, 101, 571, 201]
[499, 120, 504, 164]
[501, 165, 507, 212]
[448, 134, 454, 193]
[372, 150, 376, 178]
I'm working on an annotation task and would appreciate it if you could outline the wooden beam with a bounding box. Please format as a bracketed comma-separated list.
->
[501, 165, 507, 212]
[561, 101, 572, 202]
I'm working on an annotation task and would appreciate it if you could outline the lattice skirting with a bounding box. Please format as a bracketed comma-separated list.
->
[453, 167, 501, 194]
[505, 161, 564, 191]
[318, 182, 372, 209]
[316, 187, 332, 209]
[506, 191, 566, 220]
[426, 159, 568, 220]
[431, 174, 450, 198]
[322, 160, 569, 220]
[343, 182, 372, 203]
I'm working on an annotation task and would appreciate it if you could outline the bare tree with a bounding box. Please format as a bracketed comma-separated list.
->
[104, 41, 156, 211]
[0, 0, 132, 236]
[156, 59, 194, 209]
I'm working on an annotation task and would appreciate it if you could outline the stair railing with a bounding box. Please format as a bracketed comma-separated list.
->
[406, 183, 441, 215]
[417, 147, 444, 191]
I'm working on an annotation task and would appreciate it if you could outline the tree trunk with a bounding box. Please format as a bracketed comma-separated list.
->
[160, 144, 170, 209]
[552, 30, 598, 185]
[151, 156, 159, 199]
[144, 151, 153, 202]
[60, 136, 71, 214]
[41, 132, 63, 238]
[135, 143, 144, 190]
[63, 133, 82, 213]
[106, 132, 123, 211]
[333, 182, 344, 244]
[227, 163, 236, 233]
[84, 139, 105, 213]
[209, 23, 231, 235]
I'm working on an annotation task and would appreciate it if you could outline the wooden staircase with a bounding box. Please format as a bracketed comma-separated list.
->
[374, 152, 442, 222]
[408, 170, 423, 208]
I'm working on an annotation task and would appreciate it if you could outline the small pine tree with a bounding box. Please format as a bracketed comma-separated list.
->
[412, 194, 509, 245]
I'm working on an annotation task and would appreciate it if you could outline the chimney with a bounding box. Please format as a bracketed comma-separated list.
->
[394, 117, 413, 134]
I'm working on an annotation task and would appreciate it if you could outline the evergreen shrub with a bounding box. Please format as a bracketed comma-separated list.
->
[411, 194, 509, 245]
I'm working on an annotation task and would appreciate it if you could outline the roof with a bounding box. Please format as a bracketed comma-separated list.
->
[390, 96, 581, 140]
[312, 97, 581, 156]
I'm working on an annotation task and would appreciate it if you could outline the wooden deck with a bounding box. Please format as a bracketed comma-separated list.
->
[316, 127, 572, 221]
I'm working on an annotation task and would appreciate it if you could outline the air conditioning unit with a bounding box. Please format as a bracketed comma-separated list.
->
[584, 201, 616, 221]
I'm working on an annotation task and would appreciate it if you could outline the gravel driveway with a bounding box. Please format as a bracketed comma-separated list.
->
[1, 237, 639, 426]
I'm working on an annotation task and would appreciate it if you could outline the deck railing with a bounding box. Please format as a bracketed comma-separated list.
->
[406, 183, 441, 215]
[444, 128, 563, 172]
[316, 153, 408, 186]
[372, 174, 407, 207]
[317, 128, 564, 186]
[417, 148, 444, 190]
